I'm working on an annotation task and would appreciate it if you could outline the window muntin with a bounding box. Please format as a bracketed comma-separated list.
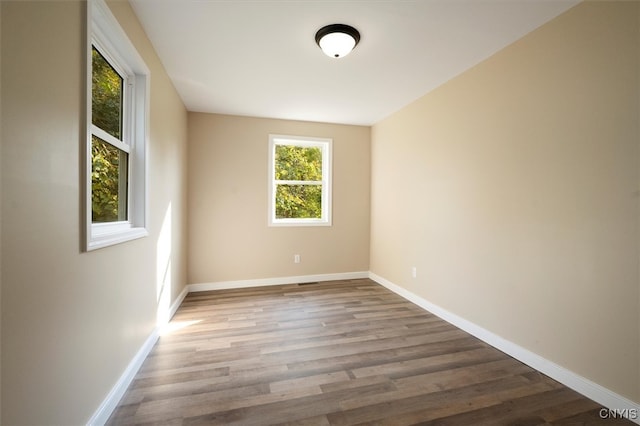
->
[269, 135, 332, 226]
[86, 0, 148, 250]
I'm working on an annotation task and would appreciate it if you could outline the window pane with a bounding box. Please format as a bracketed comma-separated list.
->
[275, 184, 322, 219]
[92, 135, 128, 222]
[92, 47, 123, 140]
[275, 145, 322, 181]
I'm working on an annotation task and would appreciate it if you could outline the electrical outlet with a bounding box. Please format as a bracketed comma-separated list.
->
[411, 266, 417, 278]
[294, 254, 301, 264]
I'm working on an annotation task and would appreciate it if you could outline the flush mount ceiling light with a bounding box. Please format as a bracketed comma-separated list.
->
[315, 24, 361, 58]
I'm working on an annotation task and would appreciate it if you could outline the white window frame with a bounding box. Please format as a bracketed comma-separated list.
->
[85, 0, 149, 251]
[268, 134, 332, 227]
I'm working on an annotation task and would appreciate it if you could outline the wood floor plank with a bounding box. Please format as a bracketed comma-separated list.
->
[269, 371, 351, 393]
[106, 279, 633, 425]
[349, 346, 505, 379]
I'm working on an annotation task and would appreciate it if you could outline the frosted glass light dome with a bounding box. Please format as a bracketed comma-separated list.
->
[315, 24, 360, 58]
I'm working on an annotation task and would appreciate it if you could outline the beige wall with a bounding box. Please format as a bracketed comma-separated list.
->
[0, 1, 188, 424]
[0, 2, 3, 420]
[188, 113, 370, 284]
[371, 1, 640, 402]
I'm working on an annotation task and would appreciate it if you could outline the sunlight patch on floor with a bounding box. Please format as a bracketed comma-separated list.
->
[159, 319, 202, 336]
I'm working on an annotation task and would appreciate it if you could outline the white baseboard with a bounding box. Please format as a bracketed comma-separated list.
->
[87, 328, 158, 426]
[90, 273, 639, 425]
[369, 272, 640, 425]
[169, 285, 189, 319]
[188, 271, 369, 292]
[88, 285, 189, 426]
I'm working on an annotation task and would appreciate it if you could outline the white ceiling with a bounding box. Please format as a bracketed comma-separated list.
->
[130, 0, 580, 126]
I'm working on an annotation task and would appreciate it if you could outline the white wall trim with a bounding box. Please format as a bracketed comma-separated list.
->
[188, 271, 369, 292]
[87, 328, 158, 426]
[169, 285, 189, 318]
[89, 273, 639, 425]
[88, 285, 188, 425]
[368, 271, 640, 425]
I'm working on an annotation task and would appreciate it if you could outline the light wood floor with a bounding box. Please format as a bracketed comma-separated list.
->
[107, 279, 632, 425]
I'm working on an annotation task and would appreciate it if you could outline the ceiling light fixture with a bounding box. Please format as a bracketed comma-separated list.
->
[315, 24, 360, 58]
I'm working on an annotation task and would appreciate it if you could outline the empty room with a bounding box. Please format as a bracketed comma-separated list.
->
[1, 0, 639, 424]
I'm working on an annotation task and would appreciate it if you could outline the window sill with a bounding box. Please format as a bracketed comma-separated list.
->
[269, 219, 332, 227]
[87, 226, 148, 251]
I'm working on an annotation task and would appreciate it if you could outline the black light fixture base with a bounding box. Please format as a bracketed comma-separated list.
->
[315, 23, 361, 51]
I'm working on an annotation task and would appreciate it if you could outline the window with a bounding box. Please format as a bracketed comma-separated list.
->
[86, 0, 149, 250]
[268, 135, 332, 226]
[91, 46, 128, 223]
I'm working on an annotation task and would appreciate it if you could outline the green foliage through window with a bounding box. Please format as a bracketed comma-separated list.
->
[92, 47, 123, 139]
[275, 145, 322, 181]
[275, 184, 322, 219]
[91, 45, 128, 223]
[274, 145, 323, 219]
[92, 136, 128, 222]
